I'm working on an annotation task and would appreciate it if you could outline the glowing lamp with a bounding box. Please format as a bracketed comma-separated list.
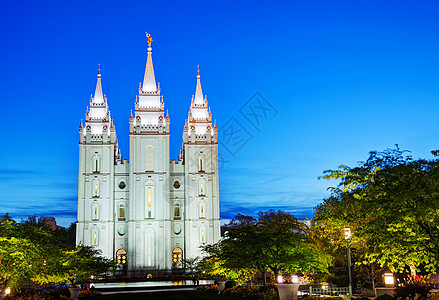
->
[277, 275, 284, 283]
[384, 273, 394, 287]
[5, 287, 11, 294]
[344, 227, 351, 240]
[291, 275, 299, 284]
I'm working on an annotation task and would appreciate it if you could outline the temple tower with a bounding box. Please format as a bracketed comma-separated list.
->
[181, 68, 220, 260]
[128, 33, 172, 272]
[77, 68, 120, 259]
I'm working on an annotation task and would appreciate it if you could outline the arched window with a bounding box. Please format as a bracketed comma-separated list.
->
[92, 203, 99, 221]
[92, 180, 100, 198]
[116, 249, 127, 268]
[91, 228, 99, 246]
[146, 146, 154, 171]
[145, 185, 154, 218]
[198, 180, 206, 196]
[200, 227, 206, 244]
[172, 247, 183, 268]
[199, 202, 206, 219]
[119, 204, 126, 221]
[174, 203, 181, 220]
[92, 155, 101, 173]
[145, 229, 154, 267]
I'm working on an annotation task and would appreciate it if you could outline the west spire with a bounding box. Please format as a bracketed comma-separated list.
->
[93, 65, 104, 104]
[142, 32, 157, 92]
[194, 65, 204, 105]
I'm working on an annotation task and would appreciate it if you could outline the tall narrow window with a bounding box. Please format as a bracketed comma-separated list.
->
[198, 180, 205, 196]
[199, 202, 206, 219]
[145, 185, 154, 218]
[92, 229, 99, 246]
[145, 230, 154, 267]
[200, 227, 206, 244]
[92, 155, 101, 173]
[199, 157, 204, 172]
[119, 204, 126, 221]
[92, 181, 100, 197]
[146, 146, 154, 171]
[174, 203, 181, 220]
[92, 204, 99, 220]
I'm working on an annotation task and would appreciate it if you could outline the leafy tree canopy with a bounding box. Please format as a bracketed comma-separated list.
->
[200, 210, 332, 283]
[314, 146, 439, 273]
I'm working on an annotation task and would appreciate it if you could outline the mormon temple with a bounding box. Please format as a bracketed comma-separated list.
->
[76, 34, 220, 274]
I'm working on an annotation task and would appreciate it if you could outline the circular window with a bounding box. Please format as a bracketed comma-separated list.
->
[118, 226, 126, 236]
[174, 224, 182, 235]
[173, 181, 180, 189]
[118, 181, 126, 189]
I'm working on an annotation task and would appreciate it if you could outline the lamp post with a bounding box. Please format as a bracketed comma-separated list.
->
[344, 227, 352, 300]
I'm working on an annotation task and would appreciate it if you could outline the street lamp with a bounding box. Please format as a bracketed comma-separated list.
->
[344, 227, 352, 300]
[384, 273, 394, 287]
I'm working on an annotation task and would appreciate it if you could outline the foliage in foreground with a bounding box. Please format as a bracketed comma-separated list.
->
[314, 147, 439, 274]
[199, 210, 332, 283]
[0, 214, 114, 291]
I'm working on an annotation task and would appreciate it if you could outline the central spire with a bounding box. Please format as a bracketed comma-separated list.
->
[142, 32, 157, 92]
[194, 65, 204, 105]
[93, 65, 104, 104]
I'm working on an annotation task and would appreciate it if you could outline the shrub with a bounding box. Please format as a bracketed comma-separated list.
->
[221, 284, 278, 300]
[225, 280, 236, 289]
[394, 285, 430, 300]
[376, 293, 394, 300]
[200, 283, 219, 294]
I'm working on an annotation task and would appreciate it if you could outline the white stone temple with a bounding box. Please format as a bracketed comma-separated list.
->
[76, 34, 220, 274]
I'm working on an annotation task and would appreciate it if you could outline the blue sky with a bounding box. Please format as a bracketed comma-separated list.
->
[1, 0, 439, 227]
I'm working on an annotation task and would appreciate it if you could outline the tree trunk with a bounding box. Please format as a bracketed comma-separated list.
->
[371, 264, 375, 292]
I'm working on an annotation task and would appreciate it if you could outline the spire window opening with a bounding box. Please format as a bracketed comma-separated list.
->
[145, 230, 154, 267]
[145, 186, 154, 219]
[92, 181, 100, 198]
[198, 158, 204, 172]
[198, 180, 205, 196]
[174, 203, 181, 220]
[92, 156, 101, 173]
[119, 204, 126, 221]
[92, 229, 99, 246]
[146, 146, 154, 171]
[92, 204, 99, 221]
[199, 202, 206, 219]
[200, 227, 206, 244]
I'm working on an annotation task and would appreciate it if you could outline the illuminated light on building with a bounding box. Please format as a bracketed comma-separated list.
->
[277, 275, 284, 283]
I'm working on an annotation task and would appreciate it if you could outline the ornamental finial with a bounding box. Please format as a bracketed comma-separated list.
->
[197, 65, 200, 79]
[145, 32, 153, 47]
[97, 63, 101, 78]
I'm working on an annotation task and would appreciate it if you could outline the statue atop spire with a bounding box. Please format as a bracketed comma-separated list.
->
[145, 32, 153, 47]
[142, 32, 157, 92]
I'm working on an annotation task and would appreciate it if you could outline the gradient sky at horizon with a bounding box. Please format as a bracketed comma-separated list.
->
[1, 0, 439, 227]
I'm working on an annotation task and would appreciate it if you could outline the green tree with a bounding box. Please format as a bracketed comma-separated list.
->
[315, 147, 439, 274]
[0, 214, 114, 291]
[200, 210, 332, 284]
